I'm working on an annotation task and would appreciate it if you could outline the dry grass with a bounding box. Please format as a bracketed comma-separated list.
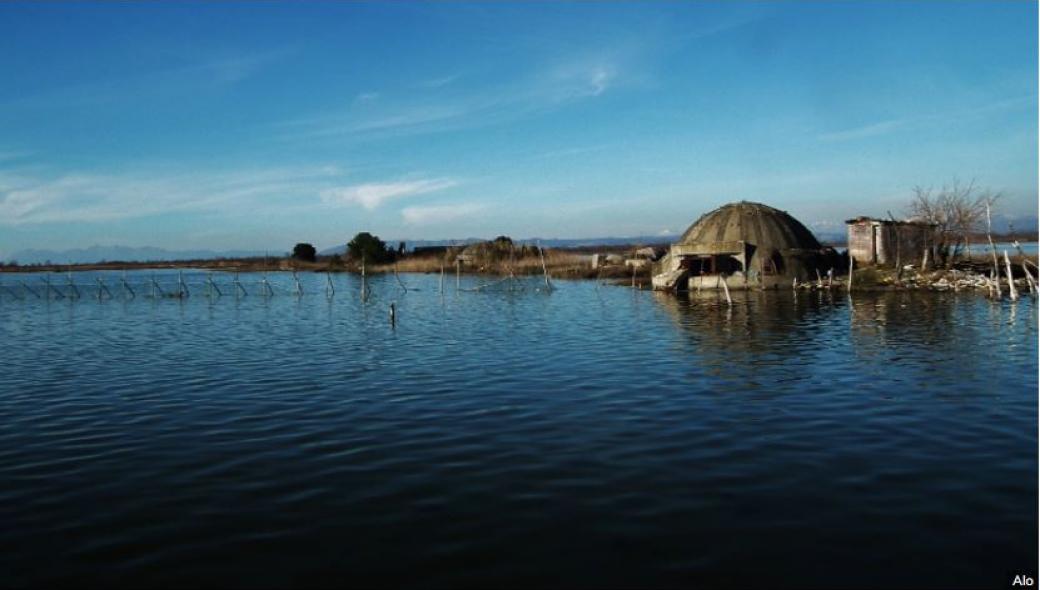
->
[1, 248, 657, 284]
[371, 250, 593, 277]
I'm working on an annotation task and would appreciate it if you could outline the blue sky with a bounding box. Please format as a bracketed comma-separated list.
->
[0, 1, 1035, 255]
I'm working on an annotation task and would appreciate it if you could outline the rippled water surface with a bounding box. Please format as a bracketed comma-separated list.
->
[1, 270, 1036, 588]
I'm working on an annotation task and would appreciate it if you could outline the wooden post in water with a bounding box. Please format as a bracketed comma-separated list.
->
[389, 302, 396, 328]
[260, 270, 272, 297]
[68, 271, 80, 299]
[360, 254, 368, 302]
[1004, 250, 1019, 301]
[325, 272, 335, 299]
[21, 281, 40, 299]
[439, 264, 444, 294]
[5, 280, 24, 300]
[292, 270, 303, 296]
[44, 276, 64, 300]
[261, 253, 272, 297]
[1021, 262, 1037, 296]
[985, 201, 1001, 298]
[151, 273, 162, 298]
[121, 270, 135, 299]
[456, 259, 461, 292]
[96, 277, 112, 300]
[538, 243, 552, 292]
[720, 274, 732, 306]
[207, 274, 221, 297]
[394, 263, 408, 292]
[847, 255, 854, 292]
[1011, 240, 1038, 296]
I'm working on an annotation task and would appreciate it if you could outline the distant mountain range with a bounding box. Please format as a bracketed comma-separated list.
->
[4, 245, 268, 265]
[318, 235, 677, 256]
[7, 216, 1035, 265]
[994, 214, 1040, 234]
[5, 237, 678, 265]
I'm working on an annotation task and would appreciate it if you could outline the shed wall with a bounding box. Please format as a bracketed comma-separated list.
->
[848, 222, 934, 266]
[848, 223, 876, 264]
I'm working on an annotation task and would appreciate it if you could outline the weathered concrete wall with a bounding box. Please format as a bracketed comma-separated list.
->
[848, 223, 876, 265]
[654, 202, 833, 291]
[849, 222, 934, 267]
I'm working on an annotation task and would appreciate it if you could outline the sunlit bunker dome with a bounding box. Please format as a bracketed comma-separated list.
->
[653, 201, 836, 290]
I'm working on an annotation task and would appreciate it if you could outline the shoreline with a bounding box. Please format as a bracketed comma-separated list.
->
[0, 252, 1036, 295]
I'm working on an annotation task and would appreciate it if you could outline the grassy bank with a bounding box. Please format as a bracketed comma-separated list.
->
[0, 249, 655, 285]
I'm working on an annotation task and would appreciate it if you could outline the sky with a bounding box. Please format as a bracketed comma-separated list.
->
[0, 1, 1036, 256]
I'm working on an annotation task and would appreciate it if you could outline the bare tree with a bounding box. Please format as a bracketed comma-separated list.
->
[908, 178, 1000, 267]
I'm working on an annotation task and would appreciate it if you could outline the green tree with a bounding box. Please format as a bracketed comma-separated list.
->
[292, 243, 317, 262]
[347, 232, 395, 264]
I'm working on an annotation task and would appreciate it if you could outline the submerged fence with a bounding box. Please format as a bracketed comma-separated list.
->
[0, 271, 313, 302]
[0, 269, 553, 303]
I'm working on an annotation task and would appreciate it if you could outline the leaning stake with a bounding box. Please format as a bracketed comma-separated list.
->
[1004, 250, 1019, 301]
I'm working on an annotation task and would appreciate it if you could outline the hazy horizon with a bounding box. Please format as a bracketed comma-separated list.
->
[1, 2, 1036, 258]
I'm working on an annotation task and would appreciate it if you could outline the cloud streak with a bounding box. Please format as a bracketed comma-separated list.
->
[401, 202, 486, 225]
[278, 49, 638, 143]
[817, 119, 904, 142]
[816, 93, 1036, 143]
[0, 49, 291, 111]
[0, 165, 342, 225]
[320, 178, 458, 210]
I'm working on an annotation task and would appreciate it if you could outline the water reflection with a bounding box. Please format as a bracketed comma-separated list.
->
[0, 272, 1036, 587]
[654, 289, 839, 357]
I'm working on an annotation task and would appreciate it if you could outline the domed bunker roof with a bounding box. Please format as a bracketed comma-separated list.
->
[679, 201, 821, 252]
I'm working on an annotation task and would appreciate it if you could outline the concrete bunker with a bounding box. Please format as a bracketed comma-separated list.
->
[653, 201, 837, 291]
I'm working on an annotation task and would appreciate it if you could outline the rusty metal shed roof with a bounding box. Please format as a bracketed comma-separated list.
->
[679, 201, 822, 252]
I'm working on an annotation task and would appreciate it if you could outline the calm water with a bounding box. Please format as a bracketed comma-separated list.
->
[1, 270, 1036, 588]
[965, 240, 1038, 256]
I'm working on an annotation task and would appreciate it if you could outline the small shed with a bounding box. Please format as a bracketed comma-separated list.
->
[846, 217, 936, 267]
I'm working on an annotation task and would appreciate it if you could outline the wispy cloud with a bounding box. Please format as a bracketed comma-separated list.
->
[416, 75, 459, 89]
[187, 52, 281, 85]
[547, 60, 617, 99]
[817, 119, 904, 142]
[319, 178, 458, 210]
[0, 49, 291, 110]
[0, 164, 341, 225]
[532, 143, 615, 160]
[402, 203, 487, 225]
[816, 93, 1036, 143]
[0, 150, 32, 162]
[278, 49, 639, 142]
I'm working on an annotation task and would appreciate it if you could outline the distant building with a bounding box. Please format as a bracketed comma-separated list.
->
[845, 217, 936, 267]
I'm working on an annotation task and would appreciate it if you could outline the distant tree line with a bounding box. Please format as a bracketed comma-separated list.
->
[346, 232, 399, 264]
[292, 243, 317, 262]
